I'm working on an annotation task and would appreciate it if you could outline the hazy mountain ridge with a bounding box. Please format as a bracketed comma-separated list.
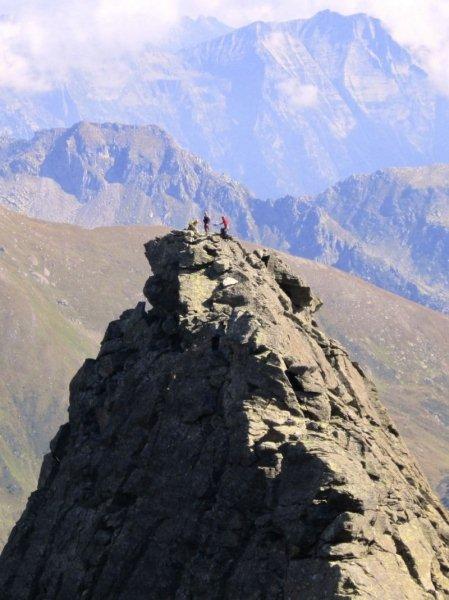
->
[182, 10, 438, 195]
[316, 168, 449, 303]
[0, 120, 448, 313]
[254, 167, 449, 312]
[0, 121, 257, 234]
[0, 10, 448, 196]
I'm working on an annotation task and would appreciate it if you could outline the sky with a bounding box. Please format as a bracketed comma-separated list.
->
[0, 0, 448, 92]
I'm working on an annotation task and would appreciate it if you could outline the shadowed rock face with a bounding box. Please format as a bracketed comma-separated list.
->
[1, 231, 449, 599]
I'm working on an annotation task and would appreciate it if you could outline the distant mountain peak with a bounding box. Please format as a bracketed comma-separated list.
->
[166, 14, 233, 51]
[0, 121, 257, 233]
[180, 14, 231, 27]
[310, 8, 374, 21]
[301, 8, 400, 46]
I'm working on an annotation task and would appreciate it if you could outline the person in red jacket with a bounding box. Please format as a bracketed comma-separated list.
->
[219, 215, 230, 239]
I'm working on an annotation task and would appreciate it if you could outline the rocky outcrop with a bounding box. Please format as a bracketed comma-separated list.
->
[1, 230, 449, 599]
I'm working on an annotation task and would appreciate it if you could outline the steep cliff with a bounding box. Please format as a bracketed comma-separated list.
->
[1, 230, 448, 599]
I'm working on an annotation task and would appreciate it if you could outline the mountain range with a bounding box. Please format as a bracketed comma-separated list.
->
[0, 206, 448, 549]
[1, 10, 449, 197]
[0, 120, 447, 314]
[254, 166, 449, 313]
[0, 121, 256, 233]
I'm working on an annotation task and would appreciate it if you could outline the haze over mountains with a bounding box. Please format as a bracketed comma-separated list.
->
[1, 10, 449, 197]
[0, 120, 448, 314]
[254, 166, 449, 313]
[0, 8, 447, 312]
[0, 122, 256, 234]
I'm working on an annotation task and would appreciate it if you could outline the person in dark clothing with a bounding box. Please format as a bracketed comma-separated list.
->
[219, 215, 230, 239]
[187, 219, 199, 233]
[203, 212, 211, 234]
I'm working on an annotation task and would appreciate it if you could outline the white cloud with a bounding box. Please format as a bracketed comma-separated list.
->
[0, 0, 449, 94]
[278, 79, 319, 110]
[0, 1, 180, 91]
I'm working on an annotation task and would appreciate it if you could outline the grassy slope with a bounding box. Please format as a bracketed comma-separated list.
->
[0, 206, 448, 546]
[0, 207, 163, 546]
[287, 257, 449, 490]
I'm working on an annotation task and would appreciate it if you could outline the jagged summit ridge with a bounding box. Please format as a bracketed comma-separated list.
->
[1, 231, 449, 599]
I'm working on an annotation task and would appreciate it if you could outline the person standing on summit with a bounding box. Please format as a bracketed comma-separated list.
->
[219, 215, 230, 239]
[203, 212, 211, 235]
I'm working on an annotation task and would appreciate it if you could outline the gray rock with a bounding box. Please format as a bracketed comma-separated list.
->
[221, 276, 238, 287]
[1, 231, 448, 599]
[211, 258, 230, 275]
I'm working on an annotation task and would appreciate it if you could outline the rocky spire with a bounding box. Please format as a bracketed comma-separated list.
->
[1, 230, 448, 599]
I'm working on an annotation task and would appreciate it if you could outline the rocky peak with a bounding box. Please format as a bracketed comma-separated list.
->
[1, 231, 449, 599]
[143, 229, 320, 324]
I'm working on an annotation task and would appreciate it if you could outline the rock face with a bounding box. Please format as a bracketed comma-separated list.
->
[1, 231, 449, 599]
